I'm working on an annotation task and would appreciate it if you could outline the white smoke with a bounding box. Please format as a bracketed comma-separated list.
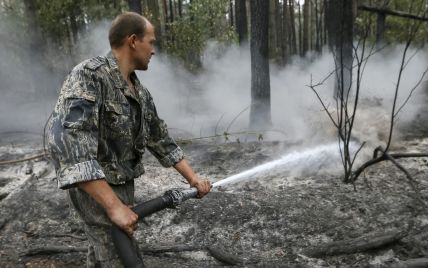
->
[0, 20, 427, 155]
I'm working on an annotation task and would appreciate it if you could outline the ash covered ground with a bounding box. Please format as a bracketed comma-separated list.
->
[0, 111, 428, 267]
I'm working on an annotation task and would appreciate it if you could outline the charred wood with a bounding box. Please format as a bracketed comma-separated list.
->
[302, 229, 407, 257]
[25, 244, 244, 266]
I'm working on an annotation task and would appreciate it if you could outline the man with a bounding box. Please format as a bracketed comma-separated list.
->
[47, 12, 210, 267]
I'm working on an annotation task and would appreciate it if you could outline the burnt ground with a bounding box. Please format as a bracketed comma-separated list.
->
[0, 112, 428, 267]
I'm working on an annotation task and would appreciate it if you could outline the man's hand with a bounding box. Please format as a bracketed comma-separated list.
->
[192, 178, 211, 198]
[174, 159, 211, 198]
[77, 180, 139, 237]
[107, 203, 139, 237]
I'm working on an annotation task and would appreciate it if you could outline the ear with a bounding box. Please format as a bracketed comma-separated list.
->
[127, 34, 138, 49]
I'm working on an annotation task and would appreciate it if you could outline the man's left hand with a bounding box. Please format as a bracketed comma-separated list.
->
[192, 178, 211, 198]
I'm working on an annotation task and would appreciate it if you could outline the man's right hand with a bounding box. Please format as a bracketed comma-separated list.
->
[77, 180, 139, 237]
[107, 203, 139, 237]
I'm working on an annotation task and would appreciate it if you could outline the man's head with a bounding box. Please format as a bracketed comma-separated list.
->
[109, 12, 155, 71]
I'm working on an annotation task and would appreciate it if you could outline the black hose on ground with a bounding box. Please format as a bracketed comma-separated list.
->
[111, 188, 198, 268]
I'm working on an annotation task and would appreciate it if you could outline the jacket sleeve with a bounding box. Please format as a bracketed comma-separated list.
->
[144, 93, 184, 167]
[48, 68, 105, 189]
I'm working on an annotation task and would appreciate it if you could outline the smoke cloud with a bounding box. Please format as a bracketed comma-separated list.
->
[0, 20, 427, 160]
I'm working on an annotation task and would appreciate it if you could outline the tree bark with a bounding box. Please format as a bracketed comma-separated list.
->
[376, 13, 386, 49]
[303, 229, 407, 258]
[147, 0, 164, 50]
[128, 0, 143, 14]
[168, 0, 174, 23]
[269, 0, 278, 58]
[326, 0, 354, 99]
[249, 0, 271, 130]
[297, 2, 303, 56]
[302, 0, 310, 55]
[289, 0, 297, 55]
[22, 0, 49, 97]
[235, 0, 248, 44]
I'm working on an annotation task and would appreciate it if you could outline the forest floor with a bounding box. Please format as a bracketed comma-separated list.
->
[0, 110, 428, 267]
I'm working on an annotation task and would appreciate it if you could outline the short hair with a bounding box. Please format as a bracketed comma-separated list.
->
[109, 12, 147, 48]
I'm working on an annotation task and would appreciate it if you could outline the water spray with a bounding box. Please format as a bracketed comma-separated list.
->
[112, 142, 357, 267]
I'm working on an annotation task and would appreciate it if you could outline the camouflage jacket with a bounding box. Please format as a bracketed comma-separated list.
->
[47, 53, 184, 189]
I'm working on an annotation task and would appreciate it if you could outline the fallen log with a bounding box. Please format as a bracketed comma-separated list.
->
[302, 229, 407, 258]
[25, 244, 244, 266]
[207, 246, 243, 266]
[25, 246, 86, 256]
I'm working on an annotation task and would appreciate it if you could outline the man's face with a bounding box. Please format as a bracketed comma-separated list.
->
[134, 22, 155, 71]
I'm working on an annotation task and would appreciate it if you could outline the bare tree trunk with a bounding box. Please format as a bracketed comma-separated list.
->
[235, 0, 248, 44]
[169, 0, 174, 23]
[269, 0, 278, 59]
[128, 0, 143, 14]
[178, 0, 183, 17]
[327, 0, 354, 99]
[376, 13, 386, 49]
[229, 0, 234, 27]
[249, 0, 271, 130]
[281, 0, 290, 64]
[289, 0, 298, 55]
[148, 0, 163, 50]
[314, 0, 322, 52]
[297, 2, 303, 56]
[302, 0, 310, 55]
[23, 0, 49, 97]
[276, 0, 285, 65]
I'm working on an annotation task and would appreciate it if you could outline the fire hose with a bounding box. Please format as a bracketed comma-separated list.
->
[111, 160, 270, 267]
[111, 187, 199, 268]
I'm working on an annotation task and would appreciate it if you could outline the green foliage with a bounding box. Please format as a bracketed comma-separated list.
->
[36, 0, 125, 43]
[164, 0, 236, 71]
[356, 0, 428, 45]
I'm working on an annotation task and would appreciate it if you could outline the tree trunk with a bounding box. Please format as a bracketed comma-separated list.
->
[269, 0, 278, 59]
[281, 0, 290, 64]
[235, 0, 248, 44]
[327, 0, 354, 99]
[289, 0, 298, 55]
[376, 13, 386, 49]
[178, 0, 183, 17]
[229, 0, 234, 27]
[128, 0, 143, 14]
[302, 0, 310, 55]
[314, 0, 322, 52]
[168, 0, 174, 23]
[297, 2, 303, 56]
[249, 0, 271, 130]
[148, 0, 163, 51]
[23, 0, 48, 97]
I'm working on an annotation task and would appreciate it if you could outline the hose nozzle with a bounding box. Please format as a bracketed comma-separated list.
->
[163, 187, 198, 208]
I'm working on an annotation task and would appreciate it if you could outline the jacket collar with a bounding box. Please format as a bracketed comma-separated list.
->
[106, 52, 141, 102]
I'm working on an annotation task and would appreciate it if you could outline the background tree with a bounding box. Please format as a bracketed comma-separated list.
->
[326, 0, 355, 98]
[128, 0, 142, 14]
[249, 0, 271, 130]
[235, 0, 248, 45]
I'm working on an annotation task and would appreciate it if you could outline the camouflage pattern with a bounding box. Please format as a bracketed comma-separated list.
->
[47, 52, 184, 267]
[68, 181, 142, 268]
[47, 52, 184, 189]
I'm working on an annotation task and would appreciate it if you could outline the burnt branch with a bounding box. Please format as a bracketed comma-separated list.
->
[25, 244, 245, 266]
[302, 229, 407, 258]
[352, 149, 428, 182]
[358, 5, 428, 22]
